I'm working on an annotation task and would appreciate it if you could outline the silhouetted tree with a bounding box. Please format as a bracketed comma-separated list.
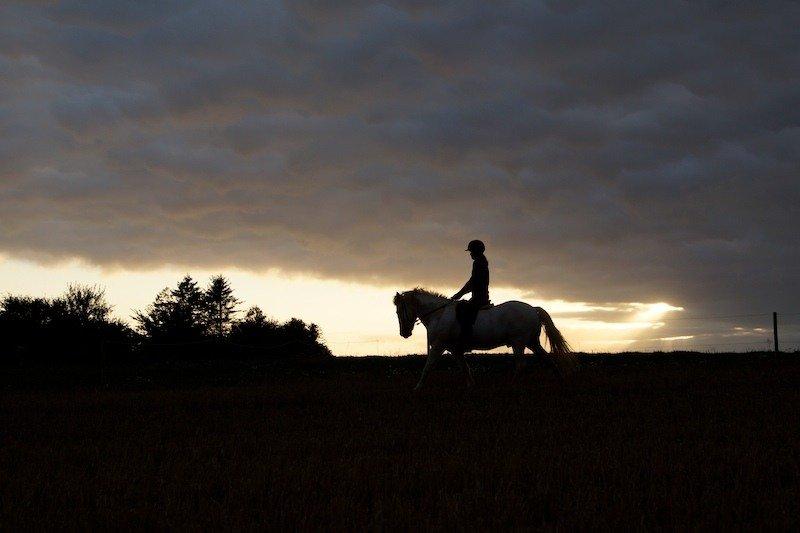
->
[57, 284, 113, 325]
[229, 307, 330, 357]
[282, 318, 330, 357]
[2, 276, 331, 366]
[0, 295, 51, 326]
[0, 296, 53, 356]
[134, 288, 173, 342]
[171, 275, 205, 333]
[134, 275, 206, 344]
[229, 306, 280, 345]
[283, 318, 321, 345]
[0, 286, 133, 364]
[204, 275, 239, 338]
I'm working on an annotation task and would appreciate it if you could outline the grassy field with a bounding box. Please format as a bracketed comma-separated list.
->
[2, 353, 800, 529]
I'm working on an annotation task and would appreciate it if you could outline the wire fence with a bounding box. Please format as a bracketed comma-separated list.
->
[627, 311, 800, 353]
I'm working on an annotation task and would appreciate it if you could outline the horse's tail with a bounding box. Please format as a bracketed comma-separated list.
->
[536, 307, 571, 355]
[535, 307, 579, 374]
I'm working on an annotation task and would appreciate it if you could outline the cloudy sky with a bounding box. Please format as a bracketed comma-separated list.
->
[1, 0, 799, 353]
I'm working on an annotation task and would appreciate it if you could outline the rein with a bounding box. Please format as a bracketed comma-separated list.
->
[417, 301, 454, 320]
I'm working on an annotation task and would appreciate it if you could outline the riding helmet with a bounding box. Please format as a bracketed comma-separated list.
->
[466, 239, 486, 253]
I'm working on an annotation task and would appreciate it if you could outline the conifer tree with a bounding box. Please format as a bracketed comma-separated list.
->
[204, 275, 239, 338]
[134, 275, 206, 343]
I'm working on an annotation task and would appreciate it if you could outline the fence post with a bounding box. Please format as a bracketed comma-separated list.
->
[773, 312, 779, 353]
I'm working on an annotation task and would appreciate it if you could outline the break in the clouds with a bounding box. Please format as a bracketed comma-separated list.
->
[1, 1, 799, 324]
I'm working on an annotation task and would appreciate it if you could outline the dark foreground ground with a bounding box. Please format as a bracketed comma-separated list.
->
[2, 352, 800, 530]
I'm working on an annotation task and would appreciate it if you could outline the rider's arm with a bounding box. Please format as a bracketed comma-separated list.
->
[451, 278, 472, 300]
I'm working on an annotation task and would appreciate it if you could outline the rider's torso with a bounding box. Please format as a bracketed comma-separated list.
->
[471, 254, 489, 305]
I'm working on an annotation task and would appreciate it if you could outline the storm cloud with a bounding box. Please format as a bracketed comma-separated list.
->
[1, 0, 799, 325]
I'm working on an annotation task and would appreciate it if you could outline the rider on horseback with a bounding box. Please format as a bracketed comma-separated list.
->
[451, 239, 490, 351]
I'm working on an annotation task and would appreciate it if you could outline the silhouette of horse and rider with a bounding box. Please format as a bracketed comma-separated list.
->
[394, 240, 575, 389]
[451, 239, 490, 353]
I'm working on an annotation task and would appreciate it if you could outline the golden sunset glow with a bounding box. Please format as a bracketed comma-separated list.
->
[0, 255, 692, 355]
[1, 0, 797, 358]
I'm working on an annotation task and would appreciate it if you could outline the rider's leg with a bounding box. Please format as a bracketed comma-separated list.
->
[454, 302, 469, 354]
[455, 301, 478, 354]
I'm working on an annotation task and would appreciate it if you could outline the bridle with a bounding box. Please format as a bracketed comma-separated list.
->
[396, 293, 454, 328]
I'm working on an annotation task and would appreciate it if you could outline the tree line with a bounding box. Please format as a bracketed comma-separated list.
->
[0, 275, 330, 364]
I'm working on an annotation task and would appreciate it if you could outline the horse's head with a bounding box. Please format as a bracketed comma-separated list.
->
[393, 291, 417, 338]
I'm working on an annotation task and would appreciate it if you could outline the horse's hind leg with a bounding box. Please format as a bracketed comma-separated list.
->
[512, 342, 526, 382]
[528, 339, 563, 380]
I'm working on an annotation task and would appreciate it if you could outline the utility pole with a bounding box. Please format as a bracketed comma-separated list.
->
[773, 312, 779, 353]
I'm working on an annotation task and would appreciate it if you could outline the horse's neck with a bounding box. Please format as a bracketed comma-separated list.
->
[414, 293, 450, 326]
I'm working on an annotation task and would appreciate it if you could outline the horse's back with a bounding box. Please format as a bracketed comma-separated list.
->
[476, 300, 539, 326]
[484, 300, 537, 314]
[466, 300, 540, 348]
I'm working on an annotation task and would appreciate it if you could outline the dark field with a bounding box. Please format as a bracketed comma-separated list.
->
[2, 353, 800, 530]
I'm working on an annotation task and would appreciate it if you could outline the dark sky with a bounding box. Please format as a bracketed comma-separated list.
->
[1, 1, 799, 339]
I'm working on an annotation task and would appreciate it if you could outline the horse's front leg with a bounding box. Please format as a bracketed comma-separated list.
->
[453, 348, 475, 388]
[414, 343, 444, 391]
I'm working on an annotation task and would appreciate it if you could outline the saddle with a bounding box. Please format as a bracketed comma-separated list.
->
[479, 302, 494, 311]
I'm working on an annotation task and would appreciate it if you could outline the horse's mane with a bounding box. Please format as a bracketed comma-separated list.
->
[411, 287, 448, 299]
[394, 287, 449, 305]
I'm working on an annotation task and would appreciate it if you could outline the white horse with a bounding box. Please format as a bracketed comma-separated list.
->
[393, 288, 576, 390]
